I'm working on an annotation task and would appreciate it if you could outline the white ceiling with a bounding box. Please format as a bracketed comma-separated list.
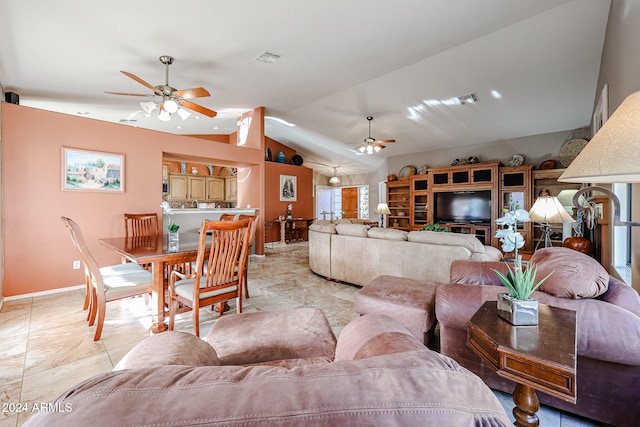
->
[0, 0, 610, 177]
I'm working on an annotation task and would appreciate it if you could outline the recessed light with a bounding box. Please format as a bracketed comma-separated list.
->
[491, 90, 502, 99]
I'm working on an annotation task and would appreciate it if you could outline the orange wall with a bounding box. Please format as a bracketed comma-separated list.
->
[264, 162, 314, 242]
[1, 104, 263, 296]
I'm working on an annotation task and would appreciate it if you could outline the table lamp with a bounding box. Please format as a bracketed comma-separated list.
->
[528, 196, 575, 249]
[559, 90, 640, 227]
[375, 203, 391, 228]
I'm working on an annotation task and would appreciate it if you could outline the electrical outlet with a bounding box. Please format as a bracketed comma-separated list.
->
[73, 260, 81, 270]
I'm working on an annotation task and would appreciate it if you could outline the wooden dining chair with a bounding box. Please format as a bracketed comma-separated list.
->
[168, 218, 251, 337]
[124, 213, 160, 237]
[237, 214, 260, 298]
[60, 216, 153, 340]
[61, 216, 146, 314]
[219, 213, 238, 221]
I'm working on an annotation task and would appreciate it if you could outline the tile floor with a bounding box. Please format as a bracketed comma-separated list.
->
[1, 242, 599, 426]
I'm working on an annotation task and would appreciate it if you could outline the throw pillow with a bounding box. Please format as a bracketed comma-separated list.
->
[335, 223, 370, 237]
[530, 247, 609, 298]
[367, 228, 408, 241]
[407, 230, 485, 253]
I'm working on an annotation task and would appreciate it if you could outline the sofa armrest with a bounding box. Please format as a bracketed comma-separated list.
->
[334, 314, 424, 361]
[598, 277, 640, 317]
[450, 259, 510, 286]
[114, 331, 219, 370]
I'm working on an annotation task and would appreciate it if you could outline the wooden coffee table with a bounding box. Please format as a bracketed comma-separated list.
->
[467, 301, 577, 427]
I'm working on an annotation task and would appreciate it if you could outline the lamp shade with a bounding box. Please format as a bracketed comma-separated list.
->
[375, 203, 391, 215]
[528, 196, 575, 224]
[559, 90, 640, 183]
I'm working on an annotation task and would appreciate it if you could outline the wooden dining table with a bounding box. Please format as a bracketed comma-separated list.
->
[99, 232, 208, 333]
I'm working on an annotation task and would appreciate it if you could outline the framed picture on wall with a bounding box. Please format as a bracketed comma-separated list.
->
[62, 147, 125, 192]
[592, 83, 608, 137]
[279, 174, 297, 202]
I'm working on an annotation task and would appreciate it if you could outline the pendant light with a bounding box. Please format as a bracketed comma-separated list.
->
[329, 167, 340, 184]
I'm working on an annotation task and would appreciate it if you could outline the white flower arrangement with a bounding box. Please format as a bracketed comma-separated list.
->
[493, 203, 552, 300]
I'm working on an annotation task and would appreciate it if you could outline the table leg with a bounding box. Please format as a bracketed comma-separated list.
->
[279, 220, 287, 245]
[512, 383, 540, 427]
[150, 260, 167, 333]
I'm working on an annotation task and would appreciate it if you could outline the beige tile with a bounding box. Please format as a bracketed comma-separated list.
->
[0, 299, 32, 340]
[0, 379, 22, 425]
[20, 352, 113, 406]
[23, 321, 106, 376]
[0, 333, 28, 384]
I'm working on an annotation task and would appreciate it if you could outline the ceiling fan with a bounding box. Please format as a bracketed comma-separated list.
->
[106, 55, 217, 120]
[352, 116, 395, 155]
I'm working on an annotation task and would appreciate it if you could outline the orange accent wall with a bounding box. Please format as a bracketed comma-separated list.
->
[264, 162, 314, 242]
[0, 104, 264, 296]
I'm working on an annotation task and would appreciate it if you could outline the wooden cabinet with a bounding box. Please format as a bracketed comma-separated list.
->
[411, 175, 430, 230]
[168, 174, 188, 200]
[499, 165, 533, 253]
[531, 169, 581, 250]
[225, 176, 237, 201]
[168, 174, 206, 200]
[429, 163, 498, 189]
[386, 181, 411, 230]
[206, 177, 225, 201]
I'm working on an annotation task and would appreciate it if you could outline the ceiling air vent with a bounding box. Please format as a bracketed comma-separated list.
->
[119, 119, 137, 124]
[256, 51, 282, 64]
[458, 93, 479, 105]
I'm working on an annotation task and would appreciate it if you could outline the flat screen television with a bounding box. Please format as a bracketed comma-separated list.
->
[434, 190, 492, 223]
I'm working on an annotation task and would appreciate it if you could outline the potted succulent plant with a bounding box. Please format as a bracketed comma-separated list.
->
[493, 204, 553, 325]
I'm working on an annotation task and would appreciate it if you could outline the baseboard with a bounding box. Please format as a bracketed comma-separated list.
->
[4, 284, 84, 301]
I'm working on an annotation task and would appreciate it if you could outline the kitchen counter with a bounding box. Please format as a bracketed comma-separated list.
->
[163, 208, 259, 233]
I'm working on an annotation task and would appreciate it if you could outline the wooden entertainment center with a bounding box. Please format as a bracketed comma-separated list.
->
[387, 163, 580, 253]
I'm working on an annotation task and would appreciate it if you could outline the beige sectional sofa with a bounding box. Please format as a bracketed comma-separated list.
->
[309, 220, 502, 286]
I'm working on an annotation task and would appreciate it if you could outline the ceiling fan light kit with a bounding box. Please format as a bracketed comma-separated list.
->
[355, 116, 395, 155]
[107, 55, 218, 122]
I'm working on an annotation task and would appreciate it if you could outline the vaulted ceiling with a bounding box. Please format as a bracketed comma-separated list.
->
[0, 0, 610, 177]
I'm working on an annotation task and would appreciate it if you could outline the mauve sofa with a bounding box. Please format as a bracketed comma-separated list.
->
[435, 247, 640, 427]
[309, 220, 502, 286]
[24, 313, 511, 426]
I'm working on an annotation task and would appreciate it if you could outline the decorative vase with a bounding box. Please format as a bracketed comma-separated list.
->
[497, 293, 538, 326]
[276, 150, 286, 163]
[180, 162, 186, 174]
[168, 232, 179, 252]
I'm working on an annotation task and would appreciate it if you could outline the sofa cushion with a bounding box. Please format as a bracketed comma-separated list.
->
[530, 247, 609, 298]
[331, 219, 352, 224]
[367, 228, 408, 241]
[335, 223, 370, 237]
[113, 331, 219, 370]
[205, 308, 337, 365]
[408, 230, 485, 253]
[309, 221, 337, 234]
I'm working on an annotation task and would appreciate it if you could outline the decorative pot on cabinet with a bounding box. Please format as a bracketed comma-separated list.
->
[276, 150, 286, 163]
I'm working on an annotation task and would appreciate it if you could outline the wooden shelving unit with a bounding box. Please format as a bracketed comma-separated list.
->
[410, 174, 429, 230]
[386, 180, 411, 230]
[499, 165, 533, 253]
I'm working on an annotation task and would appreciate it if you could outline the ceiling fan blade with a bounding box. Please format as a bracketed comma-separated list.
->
[181, 100, 218, 118]
[375, 144, 387, 150]
[377, 139, 396, 143]
[104, 91, 156, 97]
[120, 71, 159, 94]
[175, 87, 210, 99]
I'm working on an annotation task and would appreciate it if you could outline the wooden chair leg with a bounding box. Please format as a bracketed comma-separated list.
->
[193, 302, 200, 337]
[88, 289, 97, 326]
[93, 302, 105, 341]
[168, 298, 177, 331]
[243, 268, 249, 298]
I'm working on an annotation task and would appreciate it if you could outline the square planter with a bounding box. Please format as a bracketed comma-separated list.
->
[497, 293, 538, 326]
